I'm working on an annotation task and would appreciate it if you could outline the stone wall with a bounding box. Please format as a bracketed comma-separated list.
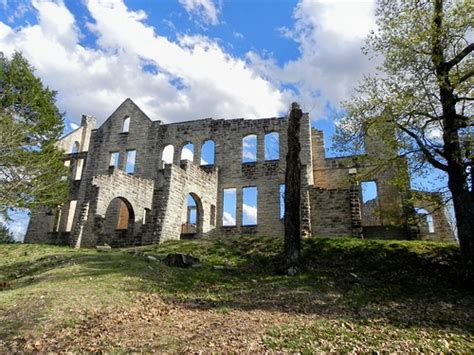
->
[412, 191, 454, 242]
[309, 187, 353, 237]
[150, 161, 218, 242]
[25, 98, 454, 246]
[76, 169, 155, 247]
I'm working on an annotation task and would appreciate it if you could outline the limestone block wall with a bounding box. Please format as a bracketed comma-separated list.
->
[57, 114, 95, 154]
[24, 207, 58, 243]
[26, 97, 454, 246]
[309, 187, 353, 237]
[311, 128, 408, 226]
[153, 113, 313, 239]
[76, 169, 155, 247]
[87, 99, 158, 179]
[152, 161, 218, 242]
[412, 191, 454, 241]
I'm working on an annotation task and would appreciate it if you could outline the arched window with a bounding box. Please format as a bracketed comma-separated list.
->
[242, 135, 257, 163]
[105, 197, 135, 231]
[71, 141, 80, 153]
[161, 145, 174, 166]
[201, 140, 215, 165]
[181, 193, 202, 236]
[181, 142, 194, 162]
[264, 132, 279, 160]
[415, 208, 435, 233]
[122, 116, 130, 133]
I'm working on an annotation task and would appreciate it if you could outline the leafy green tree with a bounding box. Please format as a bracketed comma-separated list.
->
[0, 222, 14, 244]
[0, 52, 68, 217]
[335, 0, 473, 274]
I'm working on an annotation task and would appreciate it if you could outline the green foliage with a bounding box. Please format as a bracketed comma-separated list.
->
[0, 52, 68, 216]
[0, 223, 14, 244]
[333, 0, 474, 269]
[334, 0, 472, 187]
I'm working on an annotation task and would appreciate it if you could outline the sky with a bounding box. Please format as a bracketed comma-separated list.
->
[0, 0, 380, 240]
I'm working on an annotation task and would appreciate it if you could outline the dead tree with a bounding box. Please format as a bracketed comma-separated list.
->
[284, 102, 302, 274]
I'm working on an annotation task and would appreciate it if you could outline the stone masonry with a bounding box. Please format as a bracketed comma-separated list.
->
[25, 99, 454, 247]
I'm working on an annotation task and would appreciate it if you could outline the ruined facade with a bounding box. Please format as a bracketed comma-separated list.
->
[25, 99, 454, 247]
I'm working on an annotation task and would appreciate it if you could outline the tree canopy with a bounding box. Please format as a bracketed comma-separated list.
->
[0, 52, 68, 217]
[335, 0, 473, 274]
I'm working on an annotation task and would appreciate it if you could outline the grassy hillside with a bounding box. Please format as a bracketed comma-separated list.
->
[0, 236, 472, 352]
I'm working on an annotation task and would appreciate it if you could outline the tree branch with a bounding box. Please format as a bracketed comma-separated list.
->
[395, 123, 448, 171]
[455, 67, 474, 85]
[446, 43, 474, 70]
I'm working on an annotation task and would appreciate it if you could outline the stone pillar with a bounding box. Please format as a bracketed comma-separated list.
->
[300, 165, 312, 238]
[194, 142, 202, 166]
[349, 182, 363, 237]
[257, 132, 265, 162]
[236, 187, 243, 227]
[71, 201, 90, 248]
[173, 146, 181, 165]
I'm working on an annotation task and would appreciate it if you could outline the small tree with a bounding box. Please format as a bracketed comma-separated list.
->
[0, 223, 14, 244]
[0, 52, 68, 217]
[284, 102, 303, 274]
[335, 0, 473, 274]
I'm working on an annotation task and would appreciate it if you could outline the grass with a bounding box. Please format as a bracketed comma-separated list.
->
[0, 236, 472, 352]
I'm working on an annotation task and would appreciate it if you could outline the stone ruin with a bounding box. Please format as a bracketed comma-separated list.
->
[25, 99, 454, 247]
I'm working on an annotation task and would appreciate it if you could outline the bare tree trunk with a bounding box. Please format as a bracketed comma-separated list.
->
[284, 102, 302, 274]
[432, 0, 474, 278]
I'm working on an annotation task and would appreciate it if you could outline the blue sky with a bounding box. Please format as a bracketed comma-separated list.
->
[0, 0, 386, 239]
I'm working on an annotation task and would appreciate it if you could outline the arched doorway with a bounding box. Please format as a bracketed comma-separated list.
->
[102, 197, 136, 247]
[181, 193, 203, 238]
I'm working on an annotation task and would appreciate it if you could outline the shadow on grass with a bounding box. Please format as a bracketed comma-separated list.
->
[1, 237, 472, 335]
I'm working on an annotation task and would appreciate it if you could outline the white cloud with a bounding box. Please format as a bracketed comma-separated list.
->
[248, 0, 378, 119]
[178, 0, 220, 26]
[222, 211, 235, 226]
[242, 203, 257, 225]
[161, 145, 174, 164]
[69, 122, 79, 130]
[242, 135, 257, 160]
[180, 146, 194, 161]
[0, 0, 287, 126]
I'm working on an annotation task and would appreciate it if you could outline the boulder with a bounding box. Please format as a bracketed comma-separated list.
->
[163, 253, 200, 268]
[96, 244, 112, 252]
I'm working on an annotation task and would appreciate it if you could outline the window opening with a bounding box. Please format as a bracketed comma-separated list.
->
[242, 135, 257, 163]
[125, 150, 136, 174]
[264, 132, 279, 160]
[279, 184, 285, 219]
[361, 181, 381, 226]
[110, 152, 119, 168]
[71, 141, 80, 153]
[73, 159, 84, 180]
[242, 186, 258, 225]
[161, 145, 174, 166]
[122, 116, 130, 133]
[222, 188, 237, 226]
[201, 140, 215, 165]
[65, 200, 77, 232]
[181, 194, 198, 235]
[181, 142, 194, 162]
[415, 208, 435, 233]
